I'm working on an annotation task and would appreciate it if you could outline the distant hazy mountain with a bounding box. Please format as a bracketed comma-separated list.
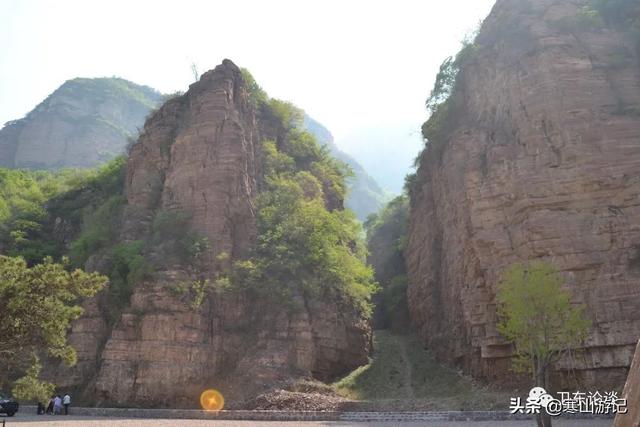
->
[304, 115, 390, 220]
[336, 124, 423, 194]
[0, 77, 386, 220]
[0, 77, 163, 169]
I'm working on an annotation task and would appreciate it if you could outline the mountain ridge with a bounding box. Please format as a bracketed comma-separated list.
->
[304, 115, 391, 220]
[0, 77, 163, 170]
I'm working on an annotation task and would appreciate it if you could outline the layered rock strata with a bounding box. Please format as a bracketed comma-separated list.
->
[54, 60, 370, 407]
[0, 78, 162, 169]
[407, 0, 640, 390]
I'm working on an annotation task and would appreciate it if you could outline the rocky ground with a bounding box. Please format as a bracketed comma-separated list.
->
[233, 331, 514, 412]
[240, 380, 349, 411]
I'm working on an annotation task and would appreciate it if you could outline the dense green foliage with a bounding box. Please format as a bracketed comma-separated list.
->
[0, 157, 127, 264]
[218, 96, 377, 316]
[416, 32, 479, 173]
[101, 241, 150, 324]
[496, 262, 590, 385]
[66, 77, 159, 108]
[68, 194, 126, 266]
[243, 69, 389, 221]
[304, 115, 390, 221]
[0, 255, 107, 392]
[0, 157, 145, 327]
[425, 58, 457, 114]
[11, 357, 54, 404]
[364, 196, 409, 329]
[240, 68, 268, 107]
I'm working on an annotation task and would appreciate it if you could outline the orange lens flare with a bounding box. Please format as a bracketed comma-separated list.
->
[200, 389, 225, 411]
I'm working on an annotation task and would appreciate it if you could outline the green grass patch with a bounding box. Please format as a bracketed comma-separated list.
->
[333, 331, 508, 410]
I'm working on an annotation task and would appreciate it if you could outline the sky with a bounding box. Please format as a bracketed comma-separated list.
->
[0, 0, 496, 192]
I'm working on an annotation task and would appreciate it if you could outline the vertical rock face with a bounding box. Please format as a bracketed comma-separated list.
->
[57, 60, 370, 407]
[124, 60, 260, 261]
[407, 0, 640, 390]
[0, 78, 162, 169]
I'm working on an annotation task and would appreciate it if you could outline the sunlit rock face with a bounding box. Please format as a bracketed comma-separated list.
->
[407, 0, 640, 390]
[52, 60, 370, 408]
[0, 78, 162, 170]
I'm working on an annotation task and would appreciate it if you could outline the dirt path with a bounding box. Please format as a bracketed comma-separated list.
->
[397, 336, 415, 399]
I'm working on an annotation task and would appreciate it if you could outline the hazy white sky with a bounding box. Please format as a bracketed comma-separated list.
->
[1, 0, 495, 190]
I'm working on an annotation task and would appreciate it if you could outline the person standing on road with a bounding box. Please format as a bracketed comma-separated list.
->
[53, 395, 62, 415]
[63, 393, 71, 415]
[46, 396, 54, 415]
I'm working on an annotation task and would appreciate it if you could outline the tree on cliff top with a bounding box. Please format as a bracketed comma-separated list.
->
[496, 262, 590, 427]
[0, 255, 107, 399]
[216, 97, 376, 317]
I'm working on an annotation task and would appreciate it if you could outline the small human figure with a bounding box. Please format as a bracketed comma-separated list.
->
[63, 393, 71, 415]
[46, 396, 54, 415]
[53, 395, 62, 415]
[37, 401, 45, 415]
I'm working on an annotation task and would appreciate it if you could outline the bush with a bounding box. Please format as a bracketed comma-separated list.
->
[0, 156, 128, 265]
[265, 99, 304, 129]
[152, 210, 209, 264]
[11, 358, 54, 404]
[102, 241, 150, 325]
[218, 101, 377, 317]
[0, 255, 107, 388]
[420, 33, 477, 159]
[365, 196, 409, 328]
[240, 68, 268, 107]
[68, 195, 126, 266]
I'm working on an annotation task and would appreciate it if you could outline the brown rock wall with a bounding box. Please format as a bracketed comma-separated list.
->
[407, 0, 640, 390]
[55, 60, 370, 407]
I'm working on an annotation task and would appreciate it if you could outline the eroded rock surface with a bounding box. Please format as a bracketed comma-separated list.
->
[0, 78, 162, 169]
[53, 60, 370, 407]
[407, 0, 640, 390]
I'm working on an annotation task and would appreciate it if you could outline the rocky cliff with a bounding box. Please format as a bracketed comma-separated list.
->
[0, 77, 383, 221]
[0, 78, 162, 169]
[52, 60, 371, 407]
[407, 0, 640, 390]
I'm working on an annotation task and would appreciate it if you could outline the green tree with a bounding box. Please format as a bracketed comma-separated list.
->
[11, 357, 54, 404]
[496, 262, 590, 427]
[219, 122, 376, 316]
[364, 195, 410, 329]
[0, 255, 107, 392]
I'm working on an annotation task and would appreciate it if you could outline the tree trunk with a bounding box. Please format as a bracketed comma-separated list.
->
[535, 360, 553, 427]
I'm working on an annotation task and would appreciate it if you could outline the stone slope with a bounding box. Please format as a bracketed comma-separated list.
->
[53, 60, 371, 407]
[407, 0, 640, 390]
[0, 78, 162, 169]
